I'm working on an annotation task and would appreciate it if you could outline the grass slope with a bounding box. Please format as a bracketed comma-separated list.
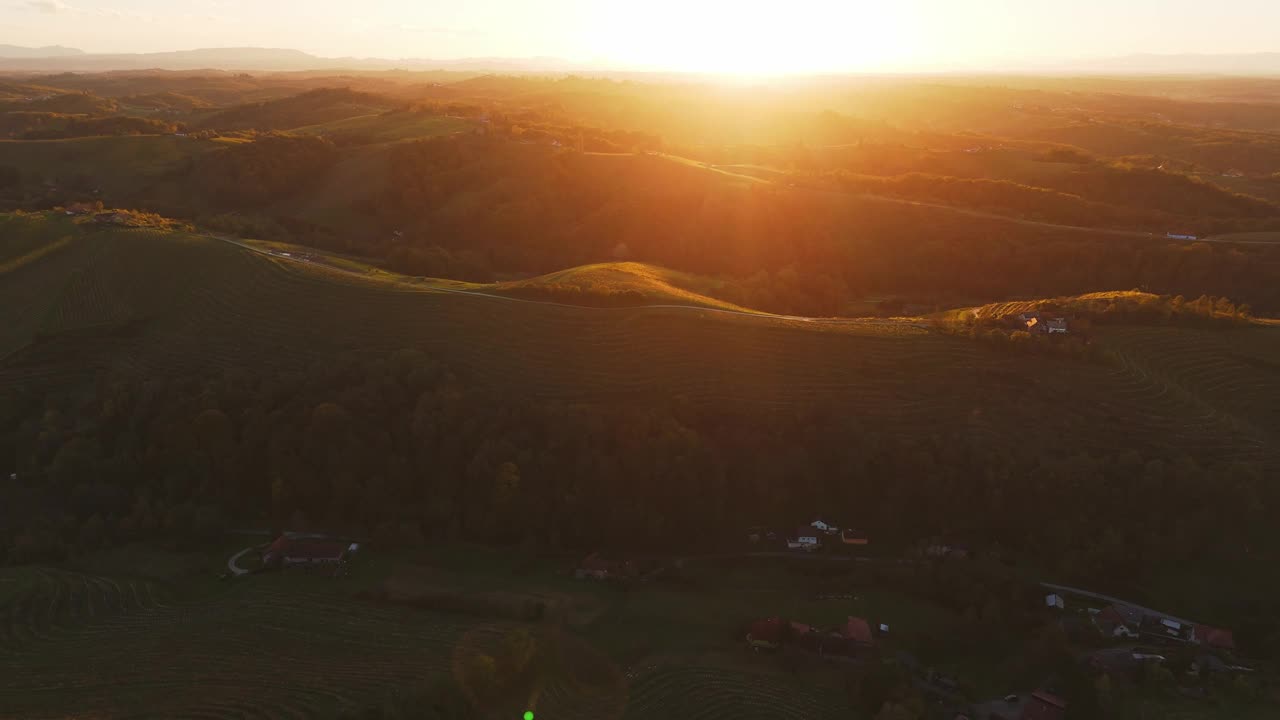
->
[0, 564, 511, 719]
[195, 88, 396, 132]
[293, 109, 470, 143]
[1, 213, 1277, 470]
[484, 262, 756, 312]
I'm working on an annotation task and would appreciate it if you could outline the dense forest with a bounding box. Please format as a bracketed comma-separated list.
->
[2, 348, 1276, 654]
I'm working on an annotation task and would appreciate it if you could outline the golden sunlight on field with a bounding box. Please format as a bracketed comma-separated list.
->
[585, 0, 917, 74]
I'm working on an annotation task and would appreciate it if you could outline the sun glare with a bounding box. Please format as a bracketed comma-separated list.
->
[586, 0, 916, 75]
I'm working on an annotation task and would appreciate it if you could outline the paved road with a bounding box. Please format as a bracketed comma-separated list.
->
[226, 547, 254, 576]
[1040, 582, 1196, 625]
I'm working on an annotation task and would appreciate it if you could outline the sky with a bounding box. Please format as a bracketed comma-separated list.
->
[3, 0, 1280, 73]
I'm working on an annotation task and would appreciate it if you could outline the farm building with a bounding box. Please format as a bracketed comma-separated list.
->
[747, 617, 785, 651]
[1194, 624, 1235, 651]
[788, 528, 821, 550]
[840, 529, 869, 546]
[1017, 312, 1069, 335]
[1092, 604, 1142, 639]
[835, 616, 874, 647]
[810, 519, 839, 534]
[1140, 615, 1195, 643]
[261, 536, 348, 567]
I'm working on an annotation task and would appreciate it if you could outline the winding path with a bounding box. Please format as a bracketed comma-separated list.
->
[202, 233, 931, 329]
[226, 547, 254, 576]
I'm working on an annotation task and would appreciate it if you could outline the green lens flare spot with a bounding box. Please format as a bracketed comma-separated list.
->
[523, 712, 535, 720]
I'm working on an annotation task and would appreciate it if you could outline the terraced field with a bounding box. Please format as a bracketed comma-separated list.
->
[0, 564, 844, 720]
[0, 567, 514, 719]
[1098, 325, 1280, 446]
[39, 264, 136, 334]
[1, 214, 1276, 468]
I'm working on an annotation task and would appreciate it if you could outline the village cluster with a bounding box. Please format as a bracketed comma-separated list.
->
[239, 522, 1251, 719]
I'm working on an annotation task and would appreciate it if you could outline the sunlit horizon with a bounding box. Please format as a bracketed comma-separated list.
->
[3, 0, 1280, 75]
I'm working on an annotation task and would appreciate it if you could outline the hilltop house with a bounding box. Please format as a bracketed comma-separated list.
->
[1018, 312, 1069, 335]
[261, 536, 348, 568]
[810, 519, 839, 534]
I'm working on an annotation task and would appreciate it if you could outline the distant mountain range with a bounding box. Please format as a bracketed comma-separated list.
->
[0, 44, 83, 59]
[0, 46, 592, 73]
[1069, 52, 1280, 75]
[2, 44, 1280, 75]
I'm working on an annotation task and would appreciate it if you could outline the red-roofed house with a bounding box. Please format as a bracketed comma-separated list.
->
[262, 536, 347, 567]
[1195, 625, 1235, 651]
[1019, 691, 1066, 720]
[841, 529, 869, 546]
[837, 616, 874, 647]
[747, 617, 785, 650]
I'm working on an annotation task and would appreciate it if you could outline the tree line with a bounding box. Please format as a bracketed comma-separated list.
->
[2, 349, 1276, 650]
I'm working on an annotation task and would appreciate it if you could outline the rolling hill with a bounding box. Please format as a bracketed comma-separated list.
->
[292, 108, 470, 143]
[196, 87, 398, 132]
[2, 212, 1277, 472]
[482, 262, 755, 311]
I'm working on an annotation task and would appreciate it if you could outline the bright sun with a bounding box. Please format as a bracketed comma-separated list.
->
[586, 0, 917, 75]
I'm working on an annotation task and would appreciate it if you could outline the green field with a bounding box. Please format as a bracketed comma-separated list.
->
[0, 546, 872, 719]
[0, 562, 513, 718]
[2, 213, 1277, 471]
[484, 261, 756, 311]
[293, 111, 470, 143]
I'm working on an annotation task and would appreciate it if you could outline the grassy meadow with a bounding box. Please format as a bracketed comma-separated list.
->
[2, 212, 1277, 474]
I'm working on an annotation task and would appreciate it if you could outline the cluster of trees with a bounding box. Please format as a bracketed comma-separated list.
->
[15, 115, 180, 140]
[2, 350, 1274, 610]
[942, 293, 1255, 357]
[1013, 293, 1252, 327]
[824, 170, 1159, 230]
[715, 265, 850, 316]
[190, 134, 339, 207]
[384, 243, 494, 282]
[819, 164, 1279, 235]
[195, 87, 394, 132]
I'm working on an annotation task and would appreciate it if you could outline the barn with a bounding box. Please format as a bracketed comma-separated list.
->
[261, 536, 347, 567]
